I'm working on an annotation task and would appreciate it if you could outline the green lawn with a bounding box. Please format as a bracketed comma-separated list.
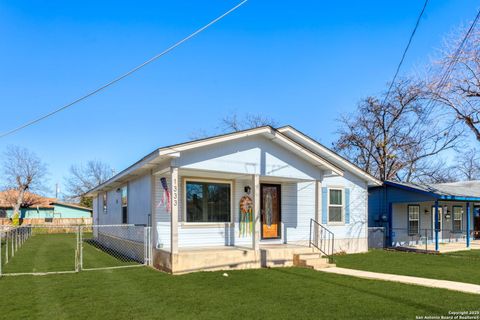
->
[1, 236, 479, 319]
[1, 231, 136, 273]
[335, 249, 480, 284]
[1, 267, 479, 319]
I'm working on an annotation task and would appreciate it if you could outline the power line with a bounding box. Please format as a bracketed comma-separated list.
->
[0, 0, 248, 139]
[423, 7, 480, 113]
[381, 0, 429, 105]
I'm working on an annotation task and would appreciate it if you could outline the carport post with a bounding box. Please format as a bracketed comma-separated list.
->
[434, 200, 439, 251]
[466, 202, 471, 248]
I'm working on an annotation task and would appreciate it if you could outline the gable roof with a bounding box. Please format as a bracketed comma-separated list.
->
[277, 126, 381, 186]
[384, 180, 480, 201]
[86, 125, 380, 196]
[0, 190, 55, 209]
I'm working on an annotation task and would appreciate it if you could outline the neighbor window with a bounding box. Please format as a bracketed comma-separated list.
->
[186, 180, 231, 223]
[0, 209, 6, 218]
[453, 206, 463, 233]
[121, 186, 128, 224]
[102, 193, 107, 214]
[328, 189, 344, 223]
[408, 205, 420, 235]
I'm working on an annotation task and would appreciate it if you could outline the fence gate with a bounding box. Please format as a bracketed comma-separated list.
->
[0, 225, 152, 276]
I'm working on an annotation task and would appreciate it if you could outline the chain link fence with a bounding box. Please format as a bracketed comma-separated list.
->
[0, 224, 152, 276]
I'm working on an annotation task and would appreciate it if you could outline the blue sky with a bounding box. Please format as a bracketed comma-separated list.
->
[0, 1, 477, 197]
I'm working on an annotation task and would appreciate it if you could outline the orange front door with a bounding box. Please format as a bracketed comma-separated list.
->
[261, 184, 281, 239]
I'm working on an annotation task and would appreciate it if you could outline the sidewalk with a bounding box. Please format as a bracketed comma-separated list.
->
[319, 267, 480, 295]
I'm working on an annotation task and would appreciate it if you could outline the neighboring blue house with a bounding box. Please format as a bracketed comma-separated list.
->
[369, 180, 480, 251]
[0, 190, 92, 222]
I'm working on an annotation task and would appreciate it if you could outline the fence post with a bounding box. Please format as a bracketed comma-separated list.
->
[144, 227, 148, 266]
[77, 226, 83, 272]
[5, 229, 8, 264]
[12, 229, 15, 257]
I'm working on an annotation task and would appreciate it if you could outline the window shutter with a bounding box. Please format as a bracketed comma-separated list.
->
[345, 188, 351, 224]
[322, 187, 328, 224]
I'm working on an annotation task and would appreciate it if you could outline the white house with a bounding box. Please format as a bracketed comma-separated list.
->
[87, 126, 380, 273]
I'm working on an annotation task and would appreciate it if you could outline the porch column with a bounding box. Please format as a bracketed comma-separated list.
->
[466, 202, 471, 248]
[434, 200, 439, 251]
[252, 174, 260, 251]
[170, 167, 179, 255]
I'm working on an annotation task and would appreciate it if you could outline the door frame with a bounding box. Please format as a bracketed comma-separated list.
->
[260, 183, 282, 240]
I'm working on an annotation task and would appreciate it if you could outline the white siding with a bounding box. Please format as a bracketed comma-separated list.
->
[128, 174, 151, 225]
[154, 173, 171, 250]
[92, 195, 98, 225]
[322, 172, 368, 241]
[282, 181, 316, 243]
[98, 189, 122, 225]
[174, 136, 322, 180]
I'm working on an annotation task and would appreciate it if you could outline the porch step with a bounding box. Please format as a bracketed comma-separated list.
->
[293, 253, 335, 270]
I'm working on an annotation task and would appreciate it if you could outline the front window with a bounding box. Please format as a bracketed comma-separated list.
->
[328, 189, 344, 223]
[102, 193, 107, 214]
[121, 186, 128, 224]
[453, 206, 463, 233]
[186, 180, 231, 223]
[408, 205, 420, 235]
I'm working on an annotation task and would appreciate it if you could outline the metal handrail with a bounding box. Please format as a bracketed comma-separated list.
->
[309, 218, 335, 263]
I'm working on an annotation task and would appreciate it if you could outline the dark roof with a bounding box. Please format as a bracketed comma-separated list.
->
[384, 180, 480, 201]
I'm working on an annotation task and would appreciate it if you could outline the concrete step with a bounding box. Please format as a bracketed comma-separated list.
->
[295, 253, 322, 260]
[293, 254, 335, 270]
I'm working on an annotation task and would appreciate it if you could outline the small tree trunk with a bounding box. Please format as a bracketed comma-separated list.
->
[12, 187, 27, 225]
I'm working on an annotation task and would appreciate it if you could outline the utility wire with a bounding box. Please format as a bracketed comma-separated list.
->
[381, 0, 429, 106]
[423, 7, 480, 113]
[0, 0, 248, 139]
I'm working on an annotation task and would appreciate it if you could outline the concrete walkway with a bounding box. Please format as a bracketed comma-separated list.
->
[319, 267, 480, 295]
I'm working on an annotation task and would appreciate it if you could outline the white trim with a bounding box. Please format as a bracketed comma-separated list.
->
[161, 127, 273, 155]
[270, 132, 344, 176]
[327, 187, 345, 225]
[277, 126, 382, 186]
[86, 126, 351, 196]
[182, 177, 233, 224]
[452, 206, 463, 232]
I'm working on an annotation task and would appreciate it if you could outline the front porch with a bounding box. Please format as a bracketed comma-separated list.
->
[153, 243, 317, 274]
[389, 199, 479, 252]
[152, 166, 339, 273]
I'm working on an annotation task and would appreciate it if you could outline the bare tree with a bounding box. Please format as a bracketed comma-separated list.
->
[334, 79, 461, 182]
[1, 146, 48, 224]
[64, 160, 113, 207]
[428, 24, 480, 141]
[189, 112, 278, 140]
[456, 148, 480, 180]
[221, 113, 278, 133]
